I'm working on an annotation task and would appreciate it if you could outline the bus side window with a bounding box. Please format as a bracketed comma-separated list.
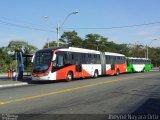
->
[122, 57, 125, 64]
[97, 54, 100, 64]
[57, 55, 64, 67]
[106, 56, 109, 64]
[81, 53, 86, 64]
[64, 53, 69, 65]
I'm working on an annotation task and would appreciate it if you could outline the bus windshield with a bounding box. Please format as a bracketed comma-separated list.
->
[33, 51, 53, 73]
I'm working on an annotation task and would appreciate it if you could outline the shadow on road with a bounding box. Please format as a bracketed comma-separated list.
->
[0, 77, 11, 81]
[132, 98, 160, 114]
[22, 77, 66, 85]
[22, 76, 97, 85]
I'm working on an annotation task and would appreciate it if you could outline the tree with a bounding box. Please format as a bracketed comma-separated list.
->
[43, 31, 83, 48]
[0, 47, 13, 72]
[7, 40, 38, 54]
[60, 31, 83, 47]
[115, 44, 130, 56]
[149, 47, 160, 66]
[95, 36, 108, 52]
[43, 41, 67, 48]
[61, 31, 78, 43]
[68, 36, 83, 47]
[42, 30, 160, 66]
[83, 34, 102, 50]
[43, 41, 57, 48]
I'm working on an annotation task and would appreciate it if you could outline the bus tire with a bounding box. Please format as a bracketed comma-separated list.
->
[115, 69, 120, 76]
[93, 70, 98, 78]
[131, 68, 134, 73]
[66, 72, 73, 82]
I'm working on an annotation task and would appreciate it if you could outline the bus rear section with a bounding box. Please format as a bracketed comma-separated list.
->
[102, 52, 127, 76]
[32, 47, 102, 81]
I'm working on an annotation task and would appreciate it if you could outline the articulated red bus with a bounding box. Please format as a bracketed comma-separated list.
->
[32, 47, 126, 81]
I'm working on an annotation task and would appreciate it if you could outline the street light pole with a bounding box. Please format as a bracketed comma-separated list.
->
[56, 11, 78, 47]
[147, 39, 157, 59]
[135, 41, 147, 58]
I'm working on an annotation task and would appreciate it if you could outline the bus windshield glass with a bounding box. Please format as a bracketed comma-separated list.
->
[33, 51, 53, 73]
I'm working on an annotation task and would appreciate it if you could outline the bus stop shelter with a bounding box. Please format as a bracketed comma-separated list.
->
[23, 54, 34, 76]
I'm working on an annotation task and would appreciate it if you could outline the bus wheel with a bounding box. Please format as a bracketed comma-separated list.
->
[93, 70, 98, 78]
[131, 68, 134, 73]
[115, 69, 120, 76]
[66, 72, 73, 82]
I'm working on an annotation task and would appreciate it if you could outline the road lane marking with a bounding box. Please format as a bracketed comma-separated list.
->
[0, 73, 158, 105]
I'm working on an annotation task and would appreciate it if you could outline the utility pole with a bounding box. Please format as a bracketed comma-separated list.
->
[56, 23, 60, 47]
[47, 38, 49, 48]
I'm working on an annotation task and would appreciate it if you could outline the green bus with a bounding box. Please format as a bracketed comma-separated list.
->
[126, 57, 152, 72]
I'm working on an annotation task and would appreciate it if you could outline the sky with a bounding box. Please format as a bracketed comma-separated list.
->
[0, 0, 160, 49]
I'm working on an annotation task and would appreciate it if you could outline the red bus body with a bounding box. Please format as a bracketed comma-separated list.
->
[32, 47, 126, 81]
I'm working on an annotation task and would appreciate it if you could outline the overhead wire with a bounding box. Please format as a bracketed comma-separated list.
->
[65, 21, 160, 30]
[1, 17, 160, 32]
[0, 16, 55, 29]
[0, 19, 56, 33]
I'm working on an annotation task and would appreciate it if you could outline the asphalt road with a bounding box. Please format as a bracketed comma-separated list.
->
[0, 71, 160, 120]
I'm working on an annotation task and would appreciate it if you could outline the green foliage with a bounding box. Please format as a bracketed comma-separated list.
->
[148, 48, 160, 66]
[0, 47, 13, 72]
[43, 31, 160, 66]
[7, 40, 38, 54]
[61, 31, 78, 43]
[43, 41, 57, 48]
[83, 34, 102, 50]
[43, 41, 64, 48]
[60, 31, 83, 47]
[0, 40, 38, 73]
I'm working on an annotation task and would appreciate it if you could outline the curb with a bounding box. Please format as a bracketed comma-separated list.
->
[0, 83, 28, 88]
[150, 70, 159, 72]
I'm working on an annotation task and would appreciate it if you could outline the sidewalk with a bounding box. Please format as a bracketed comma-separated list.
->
[0, 74, 30, 88]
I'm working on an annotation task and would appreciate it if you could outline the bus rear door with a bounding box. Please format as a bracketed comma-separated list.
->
[75, 53, 82, 78]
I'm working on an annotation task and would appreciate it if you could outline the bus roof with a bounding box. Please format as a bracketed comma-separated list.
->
[59, 47, 101, 54]
[37, 46, 125, 56]
[127, 57, 150, 60]
[37, 46, 69, 53]
[105, 52, 125, 57]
